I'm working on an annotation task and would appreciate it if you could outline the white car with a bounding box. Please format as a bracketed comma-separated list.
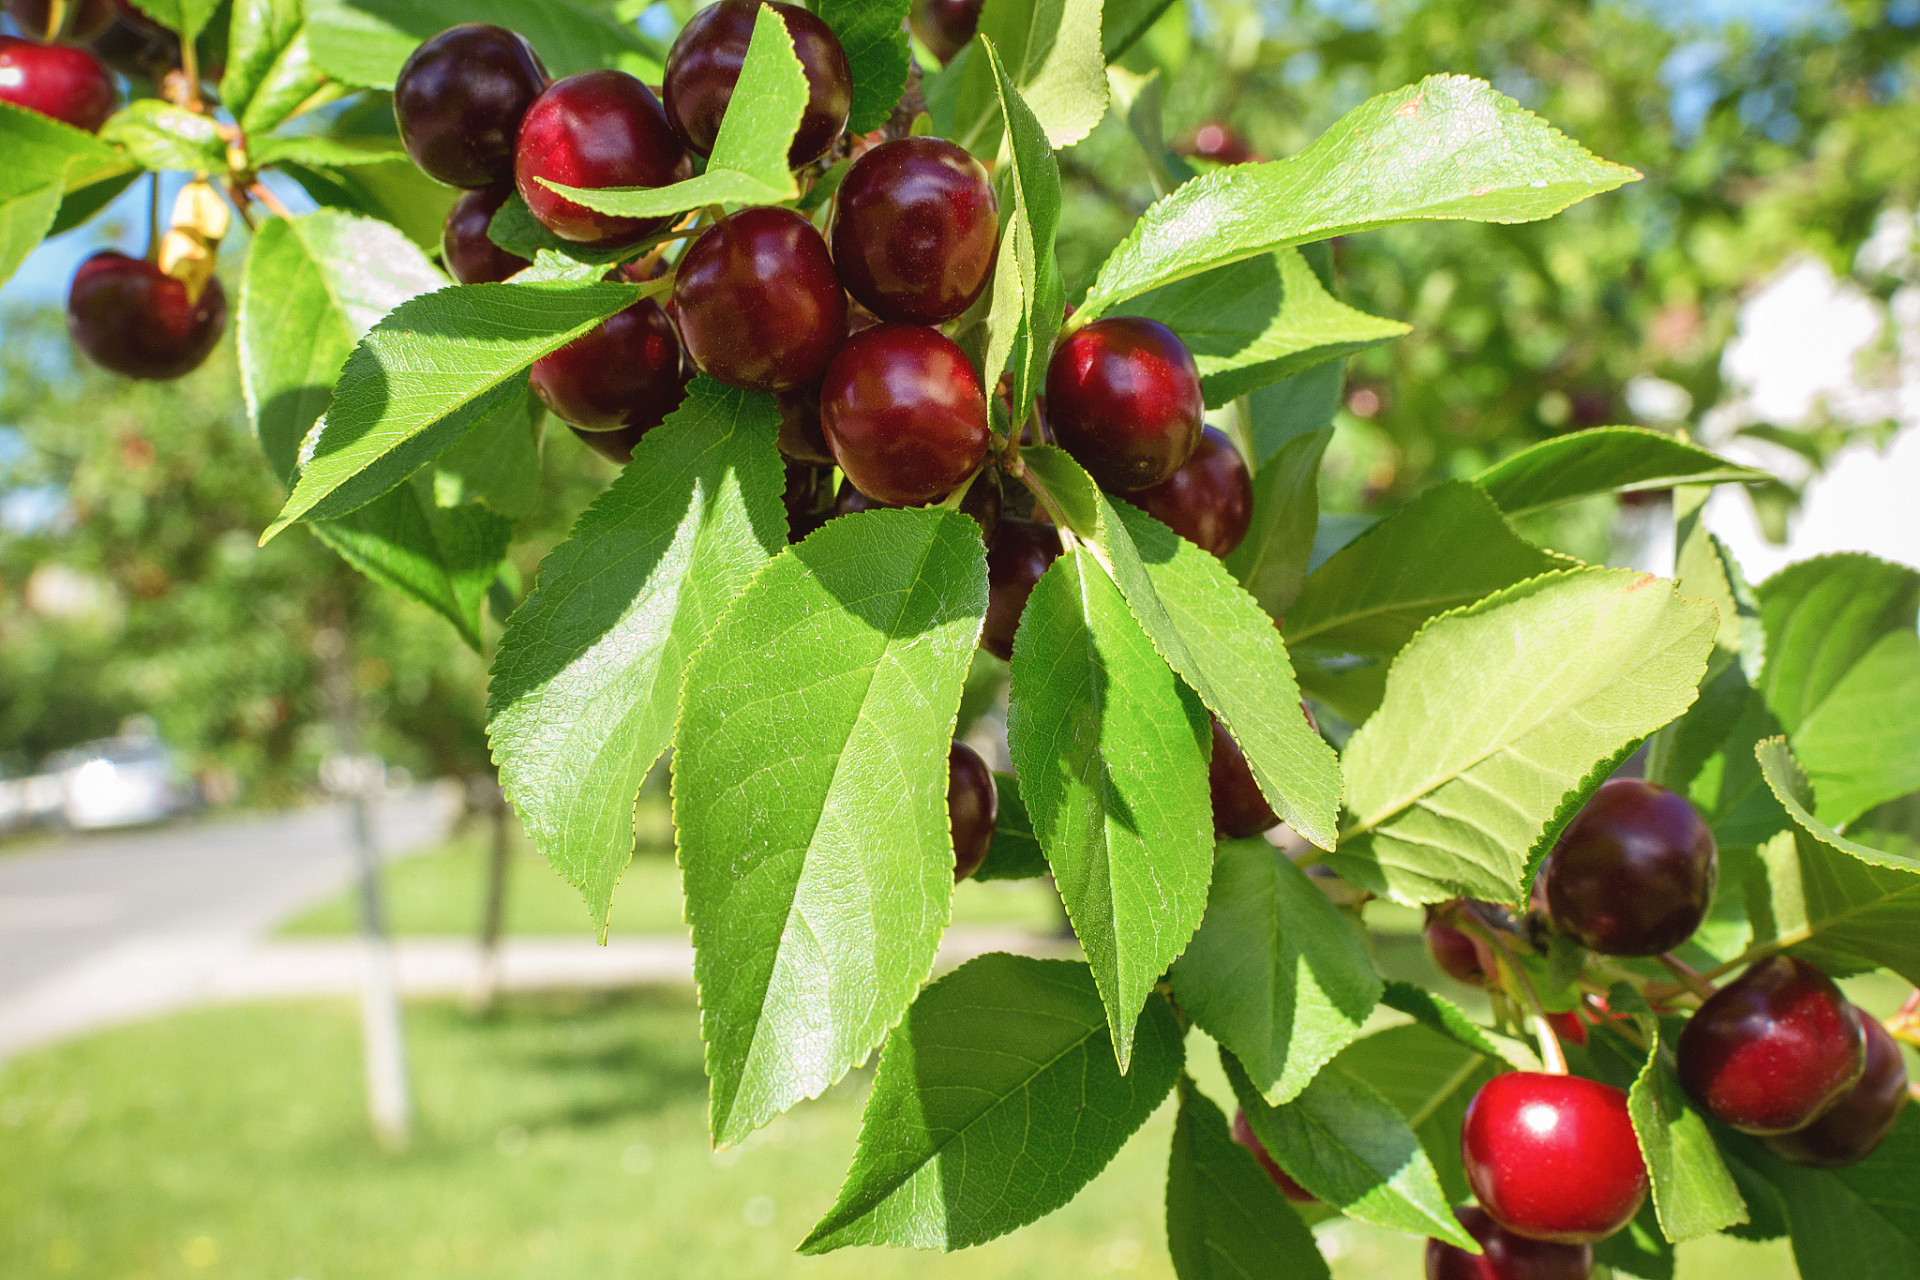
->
[45, 736, 192, 831]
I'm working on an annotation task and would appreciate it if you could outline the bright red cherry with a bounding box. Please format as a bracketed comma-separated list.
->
[776, 381, 834, 465]
[0, 36, 114, 131]
[6, 0, 116, 42]
[394, 24, 548, 188]
[1544, 778, 1716, 957]
[515, 70, 691, 248]
[1179, 123, 1257, 165]
[441, 186, 531, 285]
[1763, 1009, 1910, 1169]
[981, 517, 1060, 661]
[1426, 911, 1491, 987]
[1677, 957, 1866, 1135]
[1228, 1109, 1317, 1203]
[820, 323, 989, 507]
[908, 0, 982, 63]
[674, 206, 844, 391]
[831, 137, 998, 326]
[1046, 316, 1204, 493]
[662, 0, 850, 167]
[530, 297, 688, 433]
[67, 252, 226, 380]
[948, 741, 997, 881]
[1125, 424, 1252, 557]
[1209, 717, 1276, 838]
[1462, 1072, 1647, 1245]
[1426, 1206, 1594, 1280]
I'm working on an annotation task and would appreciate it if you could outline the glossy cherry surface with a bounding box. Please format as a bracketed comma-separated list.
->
[1126, 424, 1253, 557]
[1046, 316, 1204, 492]
[1228, 1109, 1316, 1203]
[948, 741, 997, 881]
[1462, 1071, 1647, 1245]
[775, 381, 834, 465]
[530, 297, 688, 433]
[674, 206, 845, 391]
[0, 36, 114, 131]
[515, 70, 690, 247]
[820, 323, 989, 506]
[394, 24, 548, 188]
[6, 0, 116, 42]
[1544, 778, 1717, 956]
[441, 186, 531, 285]
[1426, 913, 1490, 987]
[982, 517, 1061, 661]
[1209, 717, 1277, 838]
[1425, 1206, 1594, 1280]
[908, 0, 983, 63]
[663, 0, 850, 166]
[832, 137, 998, 326]
[68, 251, 226, 380]
[1677, 956, 1866, 1135]
[1763, 1008, 1910, 1168]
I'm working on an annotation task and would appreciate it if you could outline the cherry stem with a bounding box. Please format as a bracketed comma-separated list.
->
[47, 0, 70, 40]
[1006, 456, 1072, 534]
[146, 173, 163, 263]
[249, 182, 294, 222]
[1658, 952, 1718, 1002]
[180, 39, 203, 113]
[1469, 918, 1567, 1075]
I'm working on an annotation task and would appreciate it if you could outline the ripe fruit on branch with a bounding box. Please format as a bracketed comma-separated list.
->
[908, 0, 983, 64]
[0, 36, 115, 131]
[819, 323, 990, 506]
[1762, 1009, 1910, 1168]
[663, 0, 850, 167]
[6, 0, 116, 43]
[1461, 1071, 1647, 1244]
[1425, 910, 1491, 987]
[1178, 123, 1257, 165]
[981, 517, 1061, 661]
[775, 381, 834, 465]
[674, 206, 844, 391]
[67, 251, 226, 381]
[1228, 1109, 1317, 1203]
[1209, 717, 1277, 838]
[1677, 956, 1866, 1135]
[515, 71, 691, 248]
[1424, 1205, 1594, 1280]
[394, 24, 548, 189]
[1125, 424, 1253, 557]
[831, 137, 999, 326]
[1543, 778, 1716, 956]
[441, 187, 531, 285]
[948, 741, 996, 881]
[530, 297, 689, 433]
[1046, 316, 1204, 492]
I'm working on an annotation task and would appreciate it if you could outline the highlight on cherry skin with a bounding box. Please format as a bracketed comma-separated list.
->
[392, 23, 549, 189]
[1761, 1007, 1911, 1169]
[1045, 315, 1206, 493]
[1425, 1205, 1594, 1280]
[663, 0, 850, 166]
[1543, 777, 1717, 957]
[0, 35, 116, 132]
[1461, 1071, 1648, 1246]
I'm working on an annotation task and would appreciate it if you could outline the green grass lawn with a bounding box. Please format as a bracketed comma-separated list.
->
[0, 988, 1806, 1280]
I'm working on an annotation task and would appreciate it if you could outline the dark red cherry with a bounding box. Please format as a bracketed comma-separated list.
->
[515, 71, 691, 248]
[530, 297, 688, 433]
[820, 323, 989, 507]
[6, 0, 116, 42]
[981, 517, 1060, 661]
[1228, 1109, 1317, 1203]
[674, 206, 845, 391]
[776, 381, 834, 465]
[1462, 1071, 1647, 1245]
[394, 24, 548, 188]
[67, 251, 226, 380]
[1763, 1009, 1910, 1168]
[1425, 1205, 1594, 1280]
[1426, 912, 1491, 987]
[0, 36, 114, 131]
[948, 740, 997, 881]
[571, 421, 648, 464]
[441, 186, 531, 285]
[1178, 123, 1257, 165]
[1046, 316, 1204, 493]
[1544, 778, 1716, 957]
[831, 137, 999, 326]
[1209, 717, 1277, 839]
[662, 0, 850, 167]
[87, 10, 178, 80]
[782, 460, 831, 534]
[1126, 424, 1252, 558]
[908, 0, 982, 63]
[1677, 957, 1867, 1135]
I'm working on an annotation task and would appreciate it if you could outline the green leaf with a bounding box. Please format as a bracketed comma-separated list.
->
[1792, 629, 1920, 829]
[1007, 545, 1213, 1068]
[1739, 1109, 1920, 1279]
[126, 0, 223, 40]
[251, 135, 407, 169]
[1165, 1077, 1332, 1280]
[1102, 0, 1176, 60]
[0, 179, 65, 292]
[1078, 75, 1639, 321]
[1224, 1047, 1477, 1248]
[1474, 427, 1770, 517]
[485, 191, 636, 271]
[1225, 427, 1331, 621]
[489, 378, 785, 932]
[676, 508, 988, 1145]
[974, 773, 1050, 881]
[1246, 327, 1345, 465]
[263, 280, 642, 539]
[1756, 553, 1920, 735]
[816, 0, 911, 135]
[1334, 568, 1717, 906]
[1627, 1023, 1747, 1242]
[305, 0, 661, 91]
[1593, 1200, 1679, 1280]
[1118, 247, 1409, 408]
[540, 7, 805, 218]
[801, 955, 1183, 1252]
[947, 0, 1107, 154]
[98, 100, 227, 173]
[222, 0, 326, 136]
[1172, 838, 1382, 1105]
[1379, 981, 1539, 1069]
[429, 387, 543, 519]
[1331, 1021, 1501, 1205]
[279, 157, 457, 251]
[1105, 67, 1188, 199]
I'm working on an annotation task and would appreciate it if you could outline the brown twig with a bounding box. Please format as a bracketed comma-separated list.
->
[1659, 953, 1719, 1003]
[248, 182, 295, 222]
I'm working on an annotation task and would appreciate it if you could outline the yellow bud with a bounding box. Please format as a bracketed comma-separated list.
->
[170, 181, 231, 243]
